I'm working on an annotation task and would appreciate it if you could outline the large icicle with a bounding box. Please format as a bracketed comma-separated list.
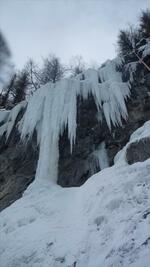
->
[93, 142, 109, 170]
[20, 79, 80, 182]
[88, 142, 109, 175]
[18, 58, 130, 182]
[0, 101, 26, 139]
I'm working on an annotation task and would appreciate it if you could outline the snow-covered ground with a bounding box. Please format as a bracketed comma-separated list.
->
[0, 123, 150, 267]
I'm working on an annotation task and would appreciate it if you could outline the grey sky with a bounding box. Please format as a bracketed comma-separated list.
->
[0, 0, 149, 69]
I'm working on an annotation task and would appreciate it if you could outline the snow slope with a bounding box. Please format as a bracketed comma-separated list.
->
[0, 122, 150, 267]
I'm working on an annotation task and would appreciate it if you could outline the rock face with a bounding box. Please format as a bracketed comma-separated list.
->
[0, 63, 150, 210]
[58, 71, 150, 186]
[0, 112, 38, 211]
[58, 95, 106, 187]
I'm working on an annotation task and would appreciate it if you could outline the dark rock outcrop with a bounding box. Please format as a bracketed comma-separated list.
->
[0, 109, 38, 211]
[58, 95, 105, 187]
[126, 137, 150, 164]
[58, 70, 150, 186]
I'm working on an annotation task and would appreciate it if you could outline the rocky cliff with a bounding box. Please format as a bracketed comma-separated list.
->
[0, 58, 150, 211]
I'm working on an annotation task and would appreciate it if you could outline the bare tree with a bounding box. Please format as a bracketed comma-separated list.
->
[25, 59, 40, 93]
[13, 70, 29, 104]
[40, 54, 64, 84]
[69, 55, 85, 76]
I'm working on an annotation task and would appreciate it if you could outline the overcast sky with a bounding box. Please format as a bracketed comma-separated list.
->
[0, 0, 149, 69]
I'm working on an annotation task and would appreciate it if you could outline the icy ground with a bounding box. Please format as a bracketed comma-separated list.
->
[0, 123, 150, 267]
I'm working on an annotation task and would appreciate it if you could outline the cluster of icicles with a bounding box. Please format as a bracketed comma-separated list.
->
[0, 58, 130, 183]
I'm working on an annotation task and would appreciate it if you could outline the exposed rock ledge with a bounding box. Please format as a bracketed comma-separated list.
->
[126, 137, 150, 164]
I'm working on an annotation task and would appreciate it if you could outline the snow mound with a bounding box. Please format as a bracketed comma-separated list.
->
[19, 58, 130, 182]
[0, 155, 150, 267]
